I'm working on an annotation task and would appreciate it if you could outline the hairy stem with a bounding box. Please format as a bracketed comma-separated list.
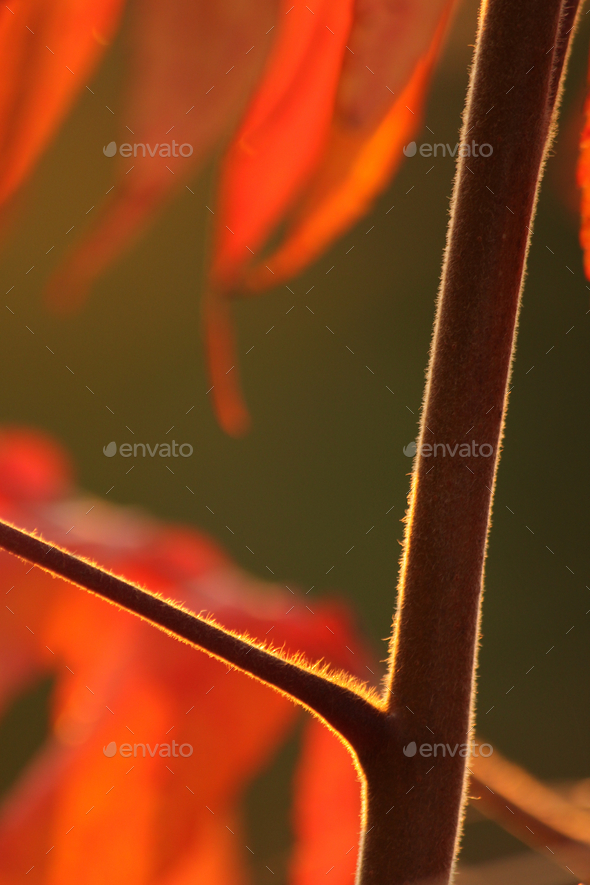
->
[0, 519, 380, 747]
[0, 3, 582, 885]
[353, 1, 581, 883]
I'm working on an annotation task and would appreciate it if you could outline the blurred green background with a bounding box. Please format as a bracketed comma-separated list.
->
[1, 0, 590, 878]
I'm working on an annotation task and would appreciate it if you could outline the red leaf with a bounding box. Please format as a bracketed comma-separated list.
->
[0, 427, 375, 883]
[578, 58, 590, 280]
[0, 0, 124, 205]
[290, 719, 361, 884]
[210, 0, 355, 294]
[206, 0, 453, 431]
[45, 0, 279, 313]
[211, 0, 453, 291]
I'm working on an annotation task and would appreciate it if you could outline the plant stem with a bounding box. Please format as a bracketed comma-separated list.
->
[0, 3, 582, 884]
[351, 1, 580, 883]
[0, 519, 380, 747]
[469, 766, 590, 878]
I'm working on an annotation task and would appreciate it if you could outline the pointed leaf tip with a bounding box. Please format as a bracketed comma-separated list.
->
[204, 293, 251, 437]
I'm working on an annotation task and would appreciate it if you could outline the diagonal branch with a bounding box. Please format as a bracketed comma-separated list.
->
[469, 744, 590, 880]
[470, 745, 590, 848]
[0, 518, 382, 749]
[469, 775, 590, 881]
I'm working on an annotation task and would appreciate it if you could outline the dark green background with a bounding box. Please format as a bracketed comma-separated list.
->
[2, 0, 590, 877]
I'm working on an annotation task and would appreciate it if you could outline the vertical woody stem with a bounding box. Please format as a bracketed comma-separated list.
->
[355, 1, 580, 883]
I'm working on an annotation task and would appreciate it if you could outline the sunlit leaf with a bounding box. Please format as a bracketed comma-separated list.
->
[0, 0, 124, 206]
[0, 428, 370, 883]
[45, 0, 279, 312]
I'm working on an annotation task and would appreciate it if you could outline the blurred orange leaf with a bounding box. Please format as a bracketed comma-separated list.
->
[0, 0, 124, 206]
[45, 0, 279, 313]
[207, 0, 453, 433]
[0, 427, 367, 884]
[0, 1, 454, 437]
[578, 56, 590, 280]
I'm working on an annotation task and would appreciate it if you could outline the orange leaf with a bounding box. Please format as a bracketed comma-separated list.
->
[0, 0, 124, 206]
[210, 0, 355, 293]
[202, 291, 251, 437]
[45, 0, 279, 313]
[290, 719, 361, 884]
[205, 0, 354, 432]
[577, 58, 590, 280]
[243, 1, 454, 290]
[335, 0, 452, 130]
[206, 1, 452, 432]
[211, 0, 453, 293]
[0, 427, 375, 884]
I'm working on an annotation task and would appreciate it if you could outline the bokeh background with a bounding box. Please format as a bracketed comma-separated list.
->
[1, 0, 590, 878]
